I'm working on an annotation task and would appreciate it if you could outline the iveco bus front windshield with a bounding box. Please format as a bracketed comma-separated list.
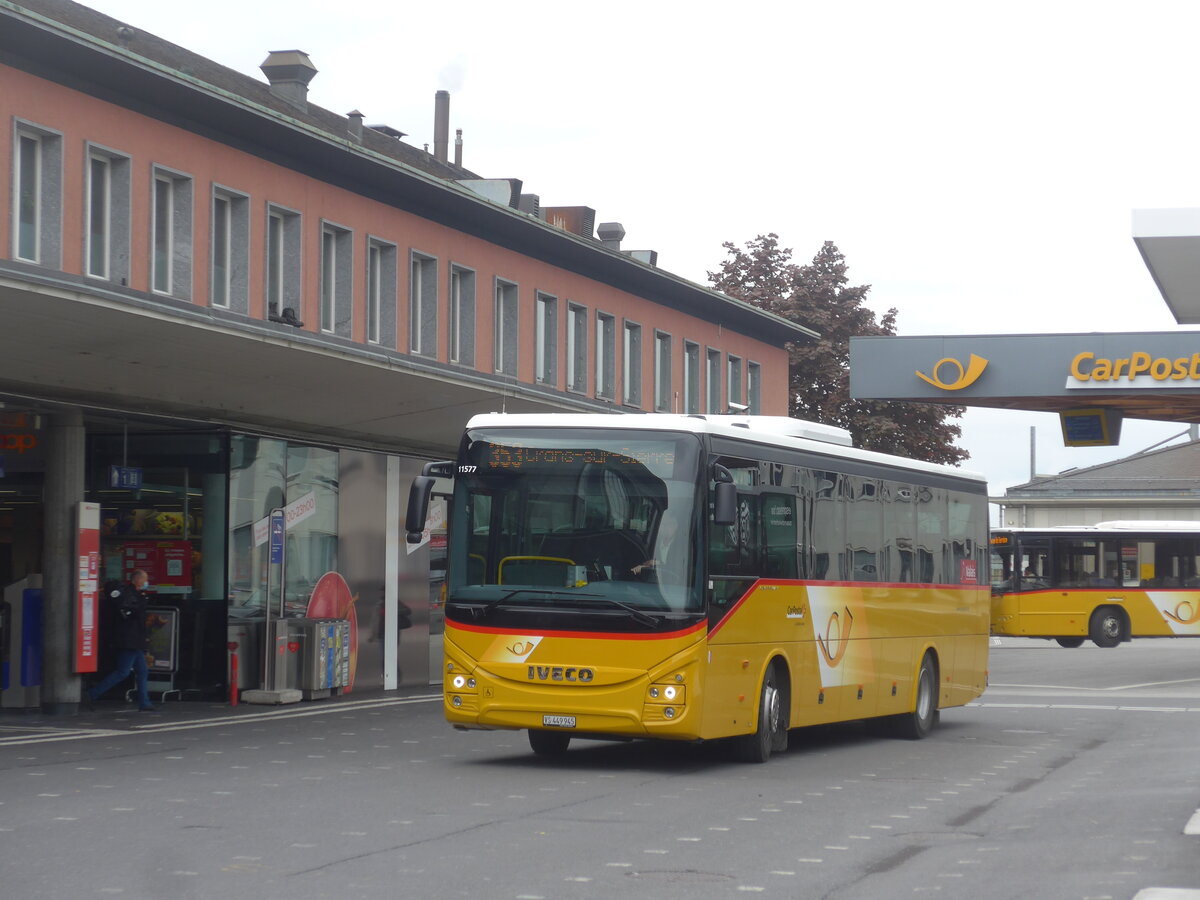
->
[447, 428, 705, 622]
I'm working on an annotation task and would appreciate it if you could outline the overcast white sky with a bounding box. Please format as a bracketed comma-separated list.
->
[84, 0, 1200, 507]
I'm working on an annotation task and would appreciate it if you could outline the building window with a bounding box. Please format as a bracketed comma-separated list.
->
[86, 153, 110, 278]
[150, 168, 192, 299]
[13, 124, 62, 267]
[706, 348, 722, 414]
[13, 124, 62, 266]
[410, 252, 437, 355]
[623, 320, 642, 406]
[684, 341, 700, 414]
[266, 205, 301, 322]
[654, 331, 672, 412]
[449, 264, 476, 365]
[495, 279, 518, 375]
[85, 146, 130, 283]
[212, 194, 229, 305]
[535, 292, 558, 385]
[321, 222, 353, 336]
[211, 187, 249, 311]
[152, 175, 173, 294]
[748, 361, 762, 414]
[366, 238, 397, 345]
[595, 311, 616, 401]
[727, 355, 743, 412]
[15, 132, 41, 262]
[566, 303, 587, 393]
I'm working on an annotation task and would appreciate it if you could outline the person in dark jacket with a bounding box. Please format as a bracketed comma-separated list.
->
[86, 568, 154, 711]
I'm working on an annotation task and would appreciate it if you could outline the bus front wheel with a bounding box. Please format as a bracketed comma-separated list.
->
[1055, 637, 1085, 648]
[528, 729, 571, 757]
[1089, 607, 1127, 648]
[733, 664, 786, 763]
[893, 653, 938, 740]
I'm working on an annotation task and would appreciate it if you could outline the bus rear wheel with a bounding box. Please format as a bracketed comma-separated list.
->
[893, 653, 938, 740]
[528, 729, 571, 757]
[1089, 607, 1127, 648]
[1055, 637, 1085, 648]
[733, 664, 786, 763]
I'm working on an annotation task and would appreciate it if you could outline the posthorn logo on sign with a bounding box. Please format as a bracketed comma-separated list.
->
[915, 354, 989, 391]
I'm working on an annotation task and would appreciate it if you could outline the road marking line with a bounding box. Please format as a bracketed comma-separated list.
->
[0, 696, 442, 746]
[989, 677, 1200, 691]
[971, 703, 1195, 714]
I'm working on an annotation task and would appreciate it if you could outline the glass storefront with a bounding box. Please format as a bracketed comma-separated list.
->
[0, 404, 445, 710]
[88, 431, 229, 696]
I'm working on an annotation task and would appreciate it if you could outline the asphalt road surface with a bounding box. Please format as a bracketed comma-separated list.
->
[1, 637, 1197, 900]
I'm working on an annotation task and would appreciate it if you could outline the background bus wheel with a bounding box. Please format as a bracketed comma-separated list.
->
[733, 665, 784, 763]
[1088, 607, 1127, 648]
[1055, 637, 1085, 648]
[528, 729, 571, 757]
[893, 653, 937, 740]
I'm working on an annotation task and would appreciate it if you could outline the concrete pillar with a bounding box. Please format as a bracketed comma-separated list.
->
[41, 408, 85, 714]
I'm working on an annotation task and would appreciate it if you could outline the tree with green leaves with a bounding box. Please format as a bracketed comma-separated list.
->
[709, 234, 968, 465]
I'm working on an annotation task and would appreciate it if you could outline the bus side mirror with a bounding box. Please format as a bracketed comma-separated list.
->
[406, 475, 436, 543]
[713, 481, 737, 526]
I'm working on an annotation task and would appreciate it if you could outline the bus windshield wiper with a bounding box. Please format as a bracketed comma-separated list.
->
[579, 596, 659, 628]
[478, 588, 601, 616]
[475, 589, 657, 626]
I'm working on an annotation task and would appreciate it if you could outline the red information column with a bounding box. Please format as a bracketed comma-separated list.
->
[75, 501, 101, 672]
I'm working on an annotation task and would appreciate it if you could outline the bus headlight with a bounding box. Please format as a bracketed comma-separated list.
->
[647, 683, 685, 704]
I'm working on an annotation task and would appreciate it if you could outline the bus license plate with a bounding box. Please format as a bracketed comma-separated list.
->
[543, 715, 576, 728]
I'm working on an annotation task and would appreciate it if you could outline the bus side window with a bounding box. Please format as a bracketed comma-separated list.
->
[807, 470, 843, 581]
[1015, 542, 1049, 591]
[761, 492, 797, 579]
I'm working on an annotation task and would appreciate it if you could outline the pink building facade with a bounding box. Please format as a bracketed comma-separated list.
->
[0, 0, 811, 710]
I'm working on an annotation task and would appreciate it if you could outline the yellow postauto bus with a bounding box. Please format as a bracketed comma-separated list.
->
[990, 522, 1200, 647]
[407, 413, 990, 762]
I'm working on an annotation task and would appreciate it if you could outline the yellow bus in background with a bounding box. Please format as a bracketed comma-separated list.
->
[407, 414, 991, 762]
[990, 523, 1200, 647]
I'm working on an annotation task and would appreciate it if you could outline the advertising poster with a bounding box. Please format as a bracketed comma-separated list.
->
[121, 540, 193, 592]
[74, 502, 100, 673]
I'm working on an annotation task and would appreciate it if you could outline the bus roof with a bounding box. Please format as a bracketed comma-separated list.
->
[465, 413, 987, 485]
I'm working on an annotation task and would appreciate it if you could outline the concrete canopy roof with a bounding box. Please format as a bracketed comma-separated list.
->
[849, 332, 1200, 424]
[0, 267, 598, 458]
[1133, 208, 1200, 326]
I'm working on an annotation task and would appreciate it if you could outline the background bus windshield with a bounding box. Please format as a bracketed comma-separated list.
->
[447, 429, 704, 623]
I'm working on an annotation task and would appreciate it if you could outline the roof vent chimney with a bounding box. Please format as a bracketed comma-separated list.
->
[454, 128, 463, 167]
[597, 222, 625, 251]
[434, 90, 450, 162]
[543, 206, 597, 239]
[260, 50, 317, 109]
[347, 109, 364, 142]
[518, 194, 541, 217]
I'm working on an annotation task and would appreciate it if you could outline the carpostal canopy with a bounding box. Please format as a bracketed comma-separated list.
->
[849, 332, 1200, 428]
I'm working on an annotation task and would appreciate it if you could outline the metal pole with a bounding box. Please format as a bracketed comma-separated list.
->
[263, 507, 285, 691]
[275, 513, 286, 692]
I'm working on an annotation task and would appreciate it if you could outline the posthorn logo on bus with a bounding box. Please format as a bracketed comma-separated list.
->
[915, 354, 989, 391]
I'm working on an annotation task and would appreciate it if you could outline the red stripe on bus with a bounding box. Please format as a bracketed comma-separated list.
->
[447, 619, 707, 641]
